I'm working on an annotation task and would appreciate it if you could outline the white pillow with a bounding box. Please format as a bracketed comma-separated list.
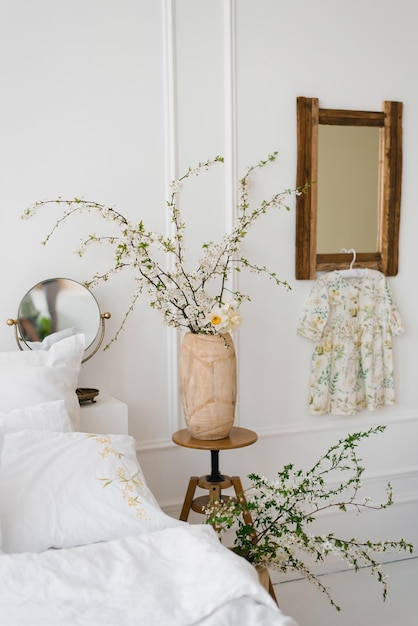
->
[0, 400, 73, 434]
[0, 430, 183, 554]
[0, 334, 84, 431]
[29, 327, 77, 350]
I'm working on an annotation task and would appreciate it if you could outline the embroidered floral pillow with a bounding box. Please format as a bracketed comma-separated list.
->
[0, 431, 183, 553]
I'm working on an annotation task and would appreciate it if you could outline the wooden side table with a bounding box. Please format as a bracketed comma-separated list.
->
[172, 426, 277, 604]
[172, 427, 258, 522]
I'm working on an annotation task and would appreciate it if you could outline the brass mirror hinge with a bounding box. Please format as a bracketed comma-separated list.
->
[82, 312, 111, 363]
[6, 318, 24, 350]
[6, 313, 111, 360]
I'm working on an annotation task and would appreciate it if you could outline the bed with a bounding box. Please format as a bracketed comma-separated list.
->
[0, 333, 297, 625]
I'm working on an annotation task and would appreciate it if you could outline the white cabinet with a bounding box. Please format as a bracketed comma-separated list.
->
[80, 394, 129, 435]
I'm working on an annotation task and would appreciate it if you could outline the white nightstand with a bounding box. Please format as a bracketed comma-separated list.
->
[80, 394, 129, 435]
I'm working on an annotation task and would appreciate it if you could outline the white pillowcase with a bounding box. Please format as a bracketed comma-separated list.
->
[28, 327, 77, 350]
[0, 398, 72, 553]
[0, 430, 183, 554]
[0, 334, 84, 431]
[0, 400, 73, 434]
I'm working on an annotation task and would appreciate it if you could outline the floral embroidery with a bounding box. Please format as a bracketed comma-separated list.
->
[88, 434, 148, 519]
[98, 468, 147, 519]
[86, 434, 123, 459]
[297, 270, 404, 415]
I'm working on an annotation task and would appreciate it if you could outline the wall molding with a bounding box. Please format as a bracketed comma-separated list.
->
[158, 0, 240, 437]
[162, 0, 182, 434]
[254, 408, 418, 439]
[159, 466, 418, 517]
[137, 408, 418, 453]
[223, 0, 242, 416]
[139, 412, 418, 515]
[223, 0, 238, 232]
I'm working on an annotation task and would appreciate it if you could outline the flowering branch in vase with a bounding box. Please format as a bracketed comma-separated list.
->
[205, 425, 413, 611]
[22, 152, 305, 345]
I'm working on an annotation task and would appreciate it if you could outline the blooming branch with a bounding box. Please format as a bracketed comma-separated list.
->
[205, 425, 413, 611]
[22, 153, 304, 343]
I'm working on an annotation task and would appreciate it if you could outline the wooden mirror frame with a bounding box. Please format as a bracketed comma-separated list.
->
[295, 97, 403, 279]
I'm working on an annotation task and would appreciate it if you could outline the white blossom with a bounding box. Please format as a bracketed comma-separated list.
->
[204, 426, 412, 612]
[22, 153, 295, 343]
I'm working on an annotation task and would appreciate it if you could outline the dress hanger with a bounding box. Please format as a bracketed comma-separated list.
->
[338, 248, 367, 278]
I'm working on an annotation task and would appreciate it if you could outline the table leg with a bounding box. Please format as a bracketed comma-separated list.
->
[208, 482, 221, 501]
[179, 476, 199, 522]
[231, 476, 255, 529]
[206, 449, 224, 482]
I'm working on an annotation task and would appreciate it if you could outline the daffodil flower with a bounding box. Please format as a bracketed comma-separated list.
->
[206, 301, 243, 333]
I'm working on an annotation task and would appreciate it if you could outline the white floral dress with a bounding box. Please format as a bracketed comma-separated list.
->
[297, 270, 404, 415]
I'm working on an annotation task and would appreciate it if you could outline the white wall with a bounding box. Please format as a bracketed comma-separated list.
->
[0, 0, 416, 555]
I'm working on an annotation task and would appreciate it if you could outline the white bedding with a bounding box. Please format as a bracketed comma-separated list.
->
[0, 524, 296, 626]
[0, 337, 298, 625]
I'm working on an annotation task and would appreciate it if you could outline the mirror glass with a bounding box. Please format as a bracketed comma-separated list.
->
[18, 278, 101, 350]
[295, 98, 402, 279]
[317, 125, 380, 253]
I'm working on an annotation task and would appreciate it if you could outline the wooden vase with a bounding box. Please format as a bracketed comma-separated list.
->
[179, 332, 236, 440]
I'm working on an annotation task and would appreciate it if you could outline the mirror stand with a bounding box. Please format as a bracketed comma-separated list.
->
[6, 311, 111, 364]
[6, 278, 112, 404]
[7, 277, 112, 405]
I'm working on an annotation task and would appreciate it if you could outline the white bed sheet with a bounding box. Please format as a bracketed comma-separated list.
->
[0, 524, 297, 626]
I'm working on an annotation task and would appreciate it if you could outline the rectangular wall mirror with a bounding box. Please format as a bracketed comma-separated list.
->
[295, 97, 403, 280]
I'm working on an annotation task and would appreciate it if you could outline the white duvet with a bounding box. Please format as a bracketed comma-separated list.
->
[0, 524, 297, 626]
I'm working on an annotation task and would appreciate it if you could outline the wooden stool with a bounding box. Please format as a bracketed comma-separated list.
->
[172, 427, 257, 521]
[172, 427, 277, 604]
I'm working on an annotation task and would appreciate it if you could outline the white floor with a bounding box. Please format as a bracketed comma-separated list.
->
[274, 557, 418, 626]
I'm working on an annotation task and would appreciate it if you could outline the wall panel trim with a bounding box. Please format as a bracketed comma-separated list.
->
[162, 0, 181, 433]
[136, 410, 418, 453]
[253, 410, 418, 440]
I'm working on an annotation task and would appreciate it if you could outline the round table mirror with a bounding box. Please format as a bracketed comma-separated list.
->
[17, 278, 101, 351]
